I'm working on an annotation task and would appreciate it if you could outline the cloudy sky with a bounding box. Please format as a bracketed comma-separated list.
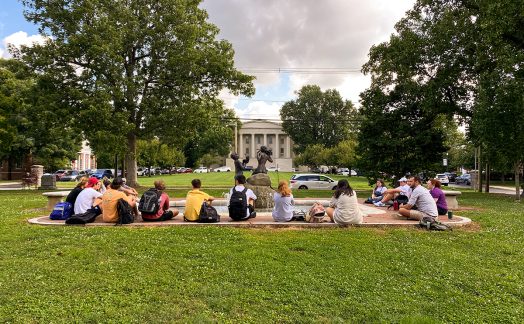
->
[1, 0, 415, 120]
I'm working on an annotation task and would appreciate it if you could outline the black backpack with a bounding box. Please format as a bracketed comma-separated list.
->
[198, 201, 220, 223]
[116, 198, 135, 225]
[138, 189, 161, 214]
[228, 187, 248, 220]
[65, 206, 102, 225]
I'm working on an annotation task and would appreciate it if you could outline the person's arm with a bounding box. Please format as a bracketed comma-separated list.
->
[329, 196, 337, 208]
[205, 193, 215, 205]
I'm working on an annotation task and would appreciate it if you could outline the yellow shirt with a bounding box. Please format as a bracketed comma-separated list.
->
[101, 188, 132, 223]
[184, 189, 211, 221]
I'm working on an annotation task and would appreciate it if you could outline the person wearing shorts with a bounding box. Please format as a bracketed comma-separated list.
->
[398, 176, 438, 221]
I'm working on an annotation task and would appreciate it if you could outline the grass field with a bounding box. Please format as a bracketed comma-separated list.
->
[1, 189, 523, 322]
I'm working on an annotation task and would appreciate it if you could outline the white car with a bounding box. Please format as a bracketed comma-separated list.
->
[290, 174, 337, 190]
[336, 168, 357, 176]
[267, 166, 280, 172]
[213, 166, 231, 172]
[193, 167, 209, 173]
[436, 173, 449, 186]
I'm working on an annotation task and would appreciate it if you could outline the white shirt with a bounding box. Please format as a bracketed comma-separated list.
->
[272, 193, 294, 222]
[74, 187, 103, 214]
[228, 185, 257, 218]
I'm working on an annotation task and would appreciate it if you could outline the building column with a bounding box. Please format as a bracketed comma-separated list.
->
[238, 133, 243, 156]
[285, 136, 290, 158]
[275, 134, 280, 159]
[263, 134, 267, 147]
[251, 134, 255, 158]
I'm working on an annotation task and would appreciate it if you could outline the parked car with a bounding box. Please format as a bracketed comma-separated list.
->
[444, 172, 457, 182]
[436, 173, 450, 186]
[455, 174, 471, 185]
[267, 166, 280, 172]
[176, 167, 193, 173]
[137, 167, 146, 176]
[290, 174, 337, 190]
[91, 169, 114, 179]
[336, 168, 358, 176]
[160, 168, 171, 175]
[213, 166, 231, 172]
[53, 169, 68, 180]
[193, 167, 209, 173]
[59, 170, 80, 181]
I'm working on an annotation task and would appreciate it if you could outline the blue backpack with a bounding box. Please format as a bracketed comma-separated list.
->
[49, 202, 74, 220]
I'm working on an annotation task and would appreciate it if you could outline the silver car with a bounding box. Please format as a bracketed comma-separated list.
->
[290, 174, 337, 190]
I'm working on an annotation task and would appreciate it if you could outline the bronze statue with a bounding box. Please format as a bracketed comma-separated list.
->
[252, 146, 273, 175]
[230, 153, 244, 178]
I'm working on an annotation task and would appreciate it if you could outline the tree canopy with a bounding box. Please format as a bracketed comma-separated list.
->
[18, 0, 254, 186]
[357, 0, 524, 195]
[280, 85, 358, 154]
[0, 59, 81, 175]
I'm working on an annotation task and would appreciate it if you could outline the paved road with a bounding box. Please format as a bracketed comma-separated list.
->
[449, 183, 523, 196]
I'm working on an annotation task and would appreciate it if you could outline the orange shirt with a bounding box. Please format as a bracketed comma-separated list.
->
[184, 189, 211, 221]
[101, 188, 133, 223]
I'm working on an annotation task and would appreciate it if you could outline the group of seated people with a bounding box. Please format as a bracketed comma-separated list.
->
[367, 176, 448, 221]
[64, 173, 447, 225]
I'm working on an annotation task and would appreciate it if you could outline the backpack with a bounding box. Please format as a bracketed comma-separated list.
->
[49, 202, 74, 220]
[198, 201, 220, 223]
[138, 189, 161, 214]
[419, 216, 452, 231]
[65, 206, 101, 225]
[395, 195, 409, 205]
[116, 198, 135, 225]
[229, 187, 248, 220]
[306, 202, 326, 223]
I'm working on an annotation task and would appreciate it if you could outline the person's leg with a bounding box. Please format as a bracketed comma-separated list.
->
[381, 193, 393, 203]
[326, 207, 335, 221]
[407, 210, 425, 221]
[158, 210, 174, 221]
[398, 207, 410, 217]
[248, 202, 256, 218]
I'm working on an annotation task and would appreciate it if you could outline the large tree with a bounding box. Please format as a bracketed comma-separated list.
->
[0, 59, 81, 176]
[18, 0, 254, 187]
[280, 85, 358, 154]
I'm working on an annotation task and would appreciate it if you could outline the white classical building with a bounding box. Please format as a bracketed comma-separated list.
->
[71, 141, 96, 171]
[225, 120, 294, 172]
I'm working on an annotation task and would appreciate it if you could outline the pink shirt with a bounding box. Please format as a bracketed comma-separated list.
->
[141, 192, 170, 220]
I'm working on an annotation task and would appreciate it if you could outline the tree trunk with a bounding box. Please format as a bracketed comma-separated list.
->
[126, 132, 138, 188]
[516, 162, 521, 202]
[485, 163, 490, 193]
[477, 147, 483, 193]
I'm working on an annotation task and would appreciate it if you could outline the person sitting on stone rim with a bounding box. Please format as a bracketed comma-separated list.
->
[184, 179, 215, 222]
[228, 174, 257, 220]
[141, 180, 179, 222]
[374, 177, 411, 207]
[398, 176, 438, 221]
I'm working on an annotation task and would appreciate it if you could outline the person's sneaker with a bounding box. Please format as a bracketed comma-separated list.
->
[374, 201, 385, 207]
[249, 211, 257, 219]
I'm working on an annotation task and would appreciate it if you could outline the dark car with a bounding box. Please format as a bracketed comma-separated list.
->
[54, 169, 68, 181]
[455, 174, 471, 185]
[91, 169, 114, 179]
[60, 170, 81, 181]
[444, 172, 457, 182]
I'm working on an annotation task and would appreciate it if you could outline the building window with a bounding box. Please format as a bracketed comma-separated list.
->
[280, 136, 285, 145]
[245, 137, 249, 144]
[280, 147, 284, 157]
[245, 148, 249, 156]
[257, 136, 261, 144]
[268, 136, 272, 144]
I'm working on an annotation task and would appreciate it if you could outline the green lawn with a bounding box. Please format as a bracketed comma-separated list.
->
[1, 191, 523, 322]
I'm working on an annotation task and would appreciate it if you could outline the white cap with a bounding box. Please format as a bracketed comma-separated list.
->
[399, 177, 408, 182]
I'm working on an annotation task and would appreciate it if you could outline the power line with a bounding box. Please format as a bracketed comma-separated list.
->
[237, 67, 362, 75]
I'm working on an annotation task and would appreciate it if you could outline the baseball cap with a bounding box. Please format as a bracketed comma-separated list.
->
[399, 177, 408, 182]
[86, 177, 99, 188]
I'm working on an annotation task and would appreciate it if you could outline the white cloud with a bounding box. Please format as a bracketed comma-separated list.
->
[237, 101, 283, 121]
[201, 0, 415, 117]
[1, 31, 46, 58]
